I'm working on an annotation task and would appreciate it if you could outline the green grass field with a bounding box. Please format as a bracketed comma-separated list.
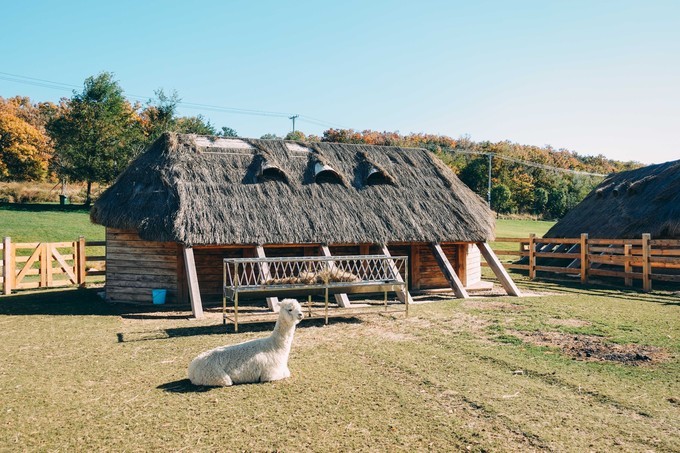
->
[0, 281, 678, 451]
[0, 204, 104, 242]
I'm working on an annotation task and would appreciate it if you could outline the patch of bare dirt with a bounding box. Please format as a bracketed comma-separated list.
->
[513, 331, 668, 365]
[546, 318, 592, 328]
[463, 301, 525, 311]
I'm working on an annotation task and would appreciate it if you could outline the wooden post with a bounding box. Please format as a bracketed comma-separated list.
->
[528, 234, 536, 280]
[2, 237, 13, 295]
[39, 243, 48, 288]
[183, 246, 204, 318]
[476, 242, 522, 296]
[624, 244, 632, 287]
[45, 243, 53, 287]
[255, 245, 280, 312]
[580, 233, 588, 285]
[380, 244, 414, 305]
[429, 243, 469, 299]
[77, 236, 86, 286]
[359, 244, 370, 255]
[642, 233, 651, 292]
[320, 245, 351, 308]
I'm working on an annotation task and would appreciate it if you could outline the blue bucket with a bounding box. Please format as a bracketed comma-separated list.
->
[152, 289, 167, 305]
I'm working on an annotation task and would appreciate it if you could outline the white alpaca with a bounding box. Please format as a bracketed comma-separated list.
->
[188, 299, 304, 386]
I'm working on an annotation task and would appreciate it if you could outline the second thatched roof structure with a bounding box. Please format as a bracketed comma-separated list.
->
[90, 133, 495, 246]
[545, 159, 680, 239]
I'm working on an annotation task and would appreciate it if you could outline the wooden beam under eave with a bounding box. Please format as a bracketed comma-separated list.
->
[320, 245, 351, 308]
[476, 242, 522, 297]
[183, 246, 204, 318]
[255, 245, 280, 312]
[430, 242, 469, 299]
[380, 244, 414, 305]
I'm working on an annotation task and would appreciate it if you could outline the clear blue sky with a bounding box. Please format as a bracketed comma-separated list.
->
[2, 0, 678, 164]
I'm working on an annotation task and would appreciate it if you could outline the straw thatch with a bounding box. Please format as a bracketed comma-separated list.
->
[91, 133, 495, 245]
[545, 159, 680, 239]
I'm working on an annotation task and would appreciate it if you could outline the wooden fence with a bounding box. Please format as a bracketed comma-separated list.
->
[490, 233, 680, 291]
[1, 237, 105, 295]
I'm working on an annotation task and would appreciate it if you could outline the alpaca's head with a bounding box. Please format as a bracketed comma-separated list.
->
[278, 299, 304, 325]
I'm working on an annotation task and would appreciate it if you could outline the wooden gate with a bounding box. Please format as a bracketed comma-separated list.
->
[2, 237, 105, 294]
[13, 242, 79, 290]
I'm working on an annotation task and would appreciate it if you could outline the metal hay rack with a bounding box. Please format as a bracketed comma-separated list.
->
[223, 254, 409, 331]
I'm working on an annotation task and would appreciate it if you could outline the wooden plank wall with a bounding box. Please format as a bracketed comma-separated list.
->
[106, 229, 181, 304]
[193, 246, 247, 301]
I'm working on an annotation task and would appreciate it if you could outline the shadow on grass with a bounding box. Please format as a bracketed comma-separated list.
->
[0, 288, 126, 316]
[118, 317, 363, 343]
[517, 277, 680, 306]
[0, 202, 89, 212]
[157, 379, 214, 393]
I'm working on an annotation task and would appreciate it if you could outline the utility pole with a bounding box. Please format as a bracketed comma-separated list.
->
[487, 153, 493, 207]
[289, 114, 299, 133]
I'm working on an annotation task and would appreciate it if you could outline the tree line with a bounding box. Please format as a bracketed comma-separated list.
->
[0, 72, 641, 216]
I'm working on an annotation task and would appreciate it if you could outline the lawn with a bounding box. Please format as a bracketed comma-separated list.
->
[0, 204, 104, 242]
[1, 278, 678, 451]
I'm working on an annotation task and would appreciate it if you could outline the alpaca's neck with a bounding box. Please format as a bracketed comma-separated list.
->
[270, 319, 296, 349]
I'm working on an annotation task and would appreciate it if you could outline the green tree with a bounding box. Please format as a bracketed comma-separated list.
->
[547, 187, 568, 219]
[260, 133, 281, 140]
[285, 130, 306, 141]
[47, 72, 144, 205]
[174, 115, 216, 135]
[218, 126, 238, 137]
[533, 187, 549, 216]
[491, 184, 514, 214]
[141, 89, 180, 141]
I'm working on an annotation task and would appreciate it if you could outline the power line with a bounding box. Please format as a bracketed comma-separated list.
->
[0, 71, 343, 125]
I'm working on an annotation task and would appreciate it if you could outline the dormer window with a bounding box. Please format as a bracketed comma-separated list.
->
[314, 163, 343, 184]
[258, 160, 288, 183]
[365, 166, 390, 186]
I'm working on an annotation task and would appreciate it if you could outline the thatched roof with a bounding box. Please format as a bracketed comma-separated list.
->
[545, 159, 680, 239]
[91, 133, 494, 245]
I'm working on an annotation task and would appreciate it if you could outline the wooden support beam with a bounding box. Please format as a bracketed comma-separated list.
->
[320, 245, 351, 308]
[255, 245, 280, 312]
[429, 243, 469, 299]
[476, 242, 522, 297]
[380, 244, 414, 305]
[183, 246, 204, 319]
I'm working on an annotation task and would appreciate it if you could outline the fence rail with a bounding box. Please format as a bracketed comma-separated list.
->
[490, 233, 680, 291]
[1, 237, 105, 295]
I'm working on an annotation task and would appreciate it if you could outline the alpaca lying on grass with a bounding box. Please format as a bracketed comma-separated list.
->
[188, 299, 304, 386]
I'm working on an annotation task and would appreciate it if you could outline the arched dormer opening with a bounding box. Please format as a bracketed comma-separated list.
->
[365, 166, 391, 186]
[258, 161, 288, 183]
[314, 162, 343, 184]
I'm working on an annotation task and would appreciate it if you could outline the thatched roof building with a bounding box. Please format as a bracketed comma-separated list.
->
[92, 133, 512, 313]
[91, 133, 494, 245]
[545, 159, 680, 239]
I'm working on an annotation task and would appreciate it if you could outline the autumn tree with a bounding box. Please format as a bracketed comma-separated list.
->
[0, 96, 54, 181]
[47, 72, 144, 205]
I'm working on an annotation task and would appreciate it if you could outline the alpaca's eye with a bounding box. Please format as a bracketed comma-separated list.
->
[287, 308, 293, 312]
